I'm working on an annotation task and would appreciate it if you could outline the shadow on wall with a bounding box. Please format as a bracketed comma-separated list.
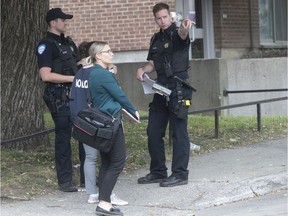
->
[116, 60, 221, 113]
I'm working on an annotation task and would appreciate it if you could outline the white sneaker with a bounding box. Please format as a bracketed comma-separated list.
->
[110, 193, 128, 206]
[88, 193, 128, 206]
[88, 193, 99, 204]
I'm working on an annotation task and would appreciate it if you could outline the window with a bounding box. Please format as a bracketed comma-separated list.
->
[259, 0, 287, 46]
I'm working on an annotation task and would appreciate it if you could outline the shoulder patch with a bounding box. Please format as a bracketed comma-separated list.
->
[37, 44, 46, 55]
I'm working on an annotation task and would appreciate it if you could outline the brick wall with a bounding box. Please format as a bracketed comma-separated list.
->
[49, 0, 260, 57]
[213, 0, 259, 49]
[49, 0, 175, 51]
[250, 0, 260, 48]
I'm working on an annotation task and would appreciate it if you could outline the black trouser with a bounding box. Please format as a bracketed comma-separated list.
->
[147, 94, 190, 180]
[51, 109, 73, 184]
[98, 124, 126, 202]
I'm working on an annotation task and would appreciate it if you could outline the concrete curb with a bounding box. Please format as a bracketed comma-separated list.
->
[195, 172, 287, 209]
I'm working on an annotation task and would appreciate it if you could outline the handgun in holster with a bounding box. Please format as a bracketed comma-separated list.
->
[42, 85, 69, 114]
[42, 87, 58, 113]
[173, 82, 191, 119]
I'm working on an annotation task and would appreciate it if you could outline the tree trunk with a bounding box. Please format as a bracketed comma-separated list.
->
[1, 0, 50, 150]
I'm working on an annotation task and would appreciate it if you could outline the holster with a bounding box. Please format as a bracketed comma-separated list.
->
[176, 104, 188, 119]
[169, 82, 192, 120]
[43, 84, 69, 114]
[43, 91, 57, 113]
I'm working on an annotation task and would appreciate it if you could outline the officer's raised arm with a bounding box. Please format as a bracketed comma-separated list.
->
[136, 60, 155, 81]
[39, 67, 74, 83]
[178, 18, 193, 40]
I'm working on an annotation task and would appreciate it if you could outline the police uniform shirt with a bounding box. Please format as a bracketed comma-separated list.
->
[36, 32, 78, 73]
[147, 23, 190, 84]
[36, 32, 78, 117]
[147, 23, 189, 61]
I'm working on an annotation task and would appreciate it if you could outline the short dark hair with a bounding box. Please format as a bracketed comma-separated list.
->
[77, 41, 94, 61]
[152, 2, 170, 17]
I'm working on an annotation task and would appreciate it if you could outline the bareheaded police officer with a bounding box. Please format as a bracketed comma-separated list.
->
[136, 2, 195, 187]
[36, 8, 78, 192]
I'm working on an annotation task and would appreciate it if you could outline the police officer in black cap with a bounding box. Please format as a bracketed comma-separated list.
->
[36, 8, 79, 192]
[136, 3, 195, 187]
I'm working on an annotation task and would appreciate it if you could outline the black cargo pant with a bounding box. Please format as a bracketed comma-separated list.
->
[51, 107, 73, 185]
[147, 94, 190, 180]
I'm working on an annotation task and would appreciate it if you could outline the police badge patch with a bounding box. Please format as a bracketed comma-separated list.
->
[37, 44, 46, 54]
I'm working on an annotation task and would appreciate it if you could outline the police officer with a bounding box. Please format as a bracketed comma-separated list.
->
[36, 8, 78, 192]
[136, 2, 194, 187]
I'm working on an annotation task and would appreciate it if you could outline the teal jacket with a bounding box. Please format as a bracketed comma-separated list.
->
[89, 64, 137, 118]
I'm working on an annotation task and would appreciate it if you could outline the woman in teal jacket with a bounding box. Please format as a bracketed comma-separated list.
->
[87, 41, 140, 216]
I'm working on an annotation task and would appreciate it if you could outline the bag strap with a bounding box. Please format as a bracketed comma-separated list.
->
[86, 87, 116, 119]
[86, 88, 92, 107]
[86, 73, 119, 106]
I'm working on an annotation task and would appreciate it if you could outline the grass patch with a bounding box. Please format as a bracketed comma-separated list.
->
[1, 113, 287, 201]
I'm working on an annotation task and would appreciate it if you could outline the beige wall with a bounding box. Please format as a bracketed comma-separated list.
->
[221, 57, 287, 116]
[115, 58, 287, 116]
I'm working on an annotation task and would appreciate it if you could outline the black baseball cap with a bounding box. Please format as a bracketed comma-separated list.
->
[46, 8, 73, 23]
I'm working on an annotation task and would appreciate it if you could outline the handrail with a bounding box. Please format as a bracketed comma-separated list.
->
[188, 96, 287, 138]
[1, 128, 55, 145]
[223, 88, 288, 96]
[1, 96, 287, 145]
[188, 96, 287, 114]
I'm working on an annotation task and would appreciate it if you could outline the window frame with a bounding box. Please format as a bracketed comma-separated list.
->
[259, 0, 287, 48]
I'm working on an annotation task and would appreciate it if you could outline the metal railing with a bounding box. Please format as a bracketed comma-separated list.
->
[223, 88, 288, 96]
[188, 96, 287, 138]
[1, 128, 55, 145]
[1, 96, 287, 145]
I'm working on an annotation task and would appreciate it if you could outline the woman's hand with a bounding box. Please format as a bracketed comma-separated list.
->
[135, 111, 140, 121]
[108, 64, 117, 74]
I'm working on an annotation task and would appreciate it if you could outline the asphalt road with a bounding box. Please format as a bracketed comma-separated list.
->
[1, 139, 287, 216]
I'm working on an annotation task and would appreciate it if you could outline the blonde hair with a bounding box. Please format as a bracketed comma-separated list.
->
[87, 41, 108, 64]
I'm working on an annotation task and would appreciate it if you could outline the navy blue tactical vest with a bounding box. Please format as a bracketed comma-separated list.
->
[149, 23, 190, 87]
[44, 36, 78, 78]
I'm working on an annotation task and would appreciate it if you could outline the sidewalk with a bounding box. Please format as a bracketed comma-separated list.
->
[1, 139, 287, 216]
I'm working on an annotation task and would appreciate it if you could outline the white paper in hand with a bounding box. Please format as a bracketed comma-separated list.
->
[140, 73, 155, 94]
